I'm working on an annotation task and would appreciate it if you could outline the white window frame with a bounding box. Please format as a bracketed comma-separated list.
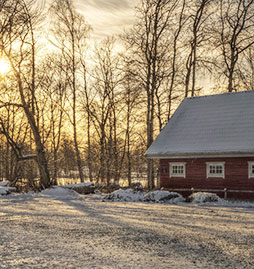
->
[169, 162, 186, 178]
[248, 162, 254, 178]
[206, 162, 225, 179]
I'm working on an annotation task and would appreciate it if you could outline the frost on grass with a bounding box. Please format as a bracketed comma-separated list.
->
[1, 189, 254, 269]
[190, 192, 221, 203]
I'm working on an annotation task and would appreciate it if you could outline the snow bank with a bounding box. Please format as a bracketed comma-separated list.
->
[62, 182, 95, 195]
[0, 187, 16, 195]
[103, 189, 184, 203]
[103, 188, 144, 202]
[62, 182, 94, 188]
[190, 192, 221, 203]
[144, 190, 184, 203]
[38, 186, 83, 200]
[0, 187, 11, 195]
[0, 181, 9, 187]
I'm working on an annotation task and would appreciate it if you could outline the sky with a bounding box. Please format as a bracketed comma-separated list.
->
[74, 0, 138, 41]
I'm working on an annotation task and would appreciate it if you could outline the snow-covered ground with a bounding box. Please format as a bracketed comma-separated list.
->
[0, 187, 254, 268]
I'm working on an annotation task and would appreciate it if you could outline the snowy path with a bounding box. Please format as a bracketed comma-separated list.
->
[0, 193, 254, 268]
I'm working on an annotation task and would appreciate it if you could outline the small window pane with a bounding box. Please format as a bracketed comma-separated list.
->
[209, 165, 222, 175]
[170, 163, 185, 177]
[207, 163, 224, 178]
[179, 167, 183, 174]
[216, 166, 222, 174]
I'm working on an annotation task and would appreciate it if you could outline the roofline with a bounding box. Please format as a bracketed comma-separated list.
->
[146, 152, 254, 159]
[185, 90, 254, 100]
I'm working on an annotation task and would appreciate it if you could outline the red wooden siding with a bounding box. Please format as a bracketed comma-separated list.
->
[160, 157, 254, 199]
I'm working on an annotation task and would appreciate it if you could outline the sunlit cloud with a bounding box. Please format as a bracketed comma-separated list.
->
[74, 0, 138, 40]
[82, 0, 132, 11]
[0, 58, 11, 75]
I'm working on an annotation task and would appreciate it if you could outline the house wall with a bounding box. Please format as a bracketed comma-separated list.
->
[160, 157, 254, 199]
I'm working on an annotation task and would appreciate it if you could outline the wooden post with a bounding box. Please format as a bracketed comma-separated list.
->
[156, 168, 160, 189]
[191, 187, 194, 194]
[224, 188, 227, 200]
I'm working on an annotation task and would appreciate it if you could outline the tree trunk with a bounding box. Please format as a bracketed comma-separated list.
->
[100, 126, 106, 182]
[73, 122, 84, 182]
[127, 95, 131, 187]
[17, 76, 51, 188]
[147, 159, 154, 190]
[87, 111, 93, 182]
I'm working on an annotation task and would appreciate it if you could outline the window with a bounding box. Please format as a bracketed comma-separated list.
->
[248, 162, 254, 178]
[206, 162, 225, 178]
[161, 166, 167, 174]
[169, 163, 186, 178]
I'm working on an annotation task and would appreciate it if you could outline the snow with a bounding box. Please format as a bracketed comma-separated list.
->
[38, 186, 84, 200]
[103, 188, 144, 202]
[144, 190, 184, 203]
[190, 192, 221, 203]
[0, 184, 16, 195]
[61, 182, 94, 188]
[0, 181, 9, 187]
[0, 187, 11, 195]
[103, 189, 184, 203]
[146, 91, 254, 157]
[0, 188, 254, 268]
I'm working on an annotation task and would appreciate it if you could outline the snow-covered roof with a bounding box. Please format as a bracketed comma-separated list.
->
[146, 91, 254, 158]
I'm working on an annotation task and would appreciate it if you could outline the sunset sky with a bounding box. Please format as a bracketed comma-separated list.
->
[74, 0, 138, 40]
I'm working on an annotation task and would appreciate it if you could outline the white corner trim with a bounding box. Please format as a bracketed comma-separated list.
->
[248, 162, 254, 178]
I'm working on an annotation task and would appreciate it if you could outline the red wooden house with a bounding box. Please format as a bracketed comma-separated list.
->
[145, 91, 254, 199]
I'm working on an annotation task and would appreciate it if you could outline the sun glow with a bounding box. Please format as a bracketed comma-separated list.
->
[0, 58, 11, 75]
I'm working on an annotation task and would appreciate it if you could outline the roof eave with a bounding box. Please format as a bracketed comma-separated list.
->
[145, 151, 254, 159]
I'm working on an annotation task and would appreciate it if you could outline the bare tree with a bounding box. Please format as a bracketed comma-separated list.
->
[0, 0, 51, 188]
[80, 51, 95, 182]
[0, 106, 29, 183]
[50, 0, 91, 182]
[167, 0, 187, 120]
[120, 58, 143, 186]
[183, 0, 214, 97]
[38, 55, 68, 184]
[217, 0, 254, 92]
[124, 0, 180, 189]
[239, 47, 254, 91]
[89, 38, 122, 184]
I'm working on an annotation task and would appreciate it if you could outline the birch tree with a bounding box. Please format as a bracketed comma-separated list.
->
[124, 0, 180, 189]
[89, 38, 122, 184]
[0, 0, 51, 188]
[50, 0, 91, 182]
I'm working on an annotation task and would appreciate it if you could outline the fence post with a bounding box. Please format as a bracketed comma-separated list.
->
[224, 188, 227, 200]
[156, 168, 160, 189]
[191, 187, 194, 195]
